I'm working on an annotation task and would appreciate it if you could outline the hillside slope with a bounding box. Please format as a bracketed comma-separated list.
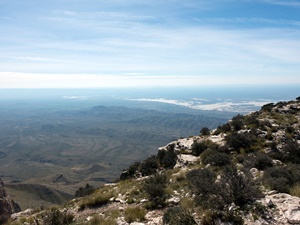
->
[6, 97, 300, 225]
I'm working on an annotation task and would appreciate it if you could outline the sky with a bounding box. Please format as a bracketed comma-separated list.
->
[0, 0, 300, 88]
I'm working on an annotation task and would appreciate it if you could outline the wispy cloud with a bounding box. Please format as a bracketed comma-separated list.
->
[12, 56, 60, 62]
[195, 17, 300, 26]
[0, 72, 298, 88]
[1, 0, 300, 88]
[263, 0, 300, 6]
[57, 10, 156, 21]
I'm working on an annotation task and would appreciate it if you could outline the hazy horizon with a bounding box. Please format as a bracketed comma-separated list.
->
[0, 84, 299, 113]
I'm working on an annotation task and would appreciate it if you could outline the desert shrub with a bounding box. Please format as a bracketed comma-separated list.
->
[79, 189, 114, 210]
[192, 140, 219, 157]
[282, 140, 300, 164]
[290, 183, 300, 197]
[219, 167, 262, 207]
[201, 210, 220, 225]
[186, 168, 223, 209]
[225, 132, 255, 153]
[163, 207, 196, 225]
[213, 122, 232, 135]
[236, 154, 245, 163]
[139, 155, 159, 176]
[244, 113, 260, 128]
[261, 103, 275, 112]
[286, 125, 295, 134]
[124, 206, 147, 223]
[187, 167, 262, 210]
[287, 163, 300, 184]
[200, 127, 210, 135]
[202, 152, 231, 167]
[75, 183, 95, 197]
[259, 120, 272, 130]
[268, 144, 284, 161]
[143, 173, 168, 209]
[191, 141, 208, 156]
[263, 167, 294, 193]
[43, 208, 74, 225]
[128, 162, 141, 176]
[7, 217, 35, 225]
[157, 144, 177, 169]
[265, 131, 273, 140]
[120, 161, 141, 180]
[231, 114, 244, 131]
[254, 153, 273, 170]
[200, 148, 217, 163]
[88, 216, 116, 225]
[275, 101, 285, 108]
[201, 210, 243, 225]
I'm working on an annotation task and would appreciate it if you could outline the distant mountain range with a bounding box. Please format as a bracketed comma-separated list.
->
[0, 102, 234, 210]
[4, 97, 300, 225]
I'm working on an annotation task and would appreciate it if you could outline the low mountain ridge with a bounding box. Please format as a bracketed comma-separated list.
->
[6, 97, 300, 225]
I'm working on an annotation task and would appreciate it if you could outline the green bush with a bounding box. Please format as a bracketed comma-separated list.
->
[200, 127, 210, 135]
[191, 141, 208, 156]
[79, 190, 114, 210]
[258, 120, 272, 130]
[192, 140, 219, 157]
[88, 216, 116, 225]
[157, 144, 177, 169]
[120, 162, 141, 180]
[286, 125, 295, 134]
[75, 183, 96, 197]
[231, 114, 244, 131]
[43, 208, 74, 225]
[202, 152, 231, 167]
[139, 155, 159, 176]
[268, 146, 284, 161]
[290, 183, 300, 197]
[282, 140, 300, 164]
[219, 167, 262, 207]
[254, 153, 273, 170]
[263, 167, 294, 193]
[225, 132, 256, 153]
[124, 206, 147, 223]
[287, 163, 300, 184]
[261, 103, 275, 112]
[163, 207, 196, 225]
[213, 122, 232, 135]
[200, 148, 217, 163]
[187, 167, 262, 210]
[201, 210, 243, 225]
[143, 173, 168, 209]
[244, 113, 260, 128]
[186, 168, 223, 209]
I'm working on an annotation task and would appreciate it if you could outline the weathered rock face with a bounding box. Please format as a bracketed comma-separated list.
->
[0, 179, 21, 224]
[267, 193, 300, 224]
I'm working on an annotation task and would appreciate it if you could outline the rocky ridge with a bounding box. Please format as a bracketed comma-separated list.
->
[6, 97, 300, 225]
[0, 179, 20, 224]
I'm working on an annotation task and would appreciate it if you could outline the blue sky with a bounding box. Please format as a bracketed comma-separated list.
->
[0, 0, 300, 88]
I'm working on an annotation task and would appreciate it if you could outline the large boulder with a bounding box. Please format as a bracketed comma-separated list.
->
[265, 193, 300, 224]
